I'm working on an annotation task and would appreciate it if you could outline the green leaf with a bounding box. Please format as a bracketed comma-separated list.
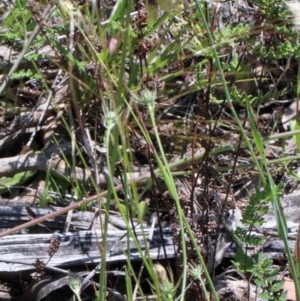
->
[137, 201, 148, 220]
[0, 171, 36, 195]
[118, 203, 127, 219]
[290, 120, 300, 152]
[109, 0, 128, 23]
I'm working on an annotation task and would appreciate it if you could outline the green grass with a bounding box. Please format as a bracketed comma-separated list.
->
[1, 0, 300, 300]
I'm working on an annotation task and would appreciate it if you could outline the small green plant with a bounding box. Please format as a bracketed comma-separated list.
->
[68, 273, 83, 301]
[152, 263, 176, 301]
[233, 188, 287, 301]
[252, 253, 287, 301]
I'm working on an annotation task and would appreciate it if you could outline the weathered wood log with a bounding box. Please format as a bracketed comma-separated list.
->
[0, 205, 120, 232]
[1, 194, 299, 277]
[0, 205, 176, 275]
[0, 227, 176, 274]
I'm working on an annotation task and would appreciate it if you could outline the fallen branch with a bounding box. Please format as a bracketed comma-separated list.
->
[0, 227, 176, 273]
[0, 151, 109, 185]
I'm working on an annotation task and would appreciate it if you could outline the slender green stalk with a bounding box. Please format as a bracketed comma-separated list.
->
[115, 0, 132, 105]
[125, 266, 133, 300]
[146, 97, 188, 301]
